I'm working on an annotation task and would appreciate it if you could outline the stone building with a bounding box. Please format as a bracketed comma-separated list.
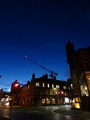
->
[16, 73, 72, 106]
[65, 40, 90, 110]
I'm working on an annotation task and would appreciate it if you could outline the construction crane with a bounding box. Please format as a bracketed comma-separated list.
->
[24, 56, 58, 79]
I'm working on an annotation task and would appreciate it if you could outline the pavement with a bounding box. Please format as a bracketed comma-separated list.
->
[54, 105, 90, 119]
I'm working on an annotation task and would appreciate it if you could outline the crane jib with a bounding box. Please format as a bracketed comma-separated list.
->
[24, 56, 58, 79]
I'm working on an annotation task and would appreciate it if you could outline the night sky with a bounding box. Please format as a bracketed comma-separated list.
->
[0, 0, 90, 91]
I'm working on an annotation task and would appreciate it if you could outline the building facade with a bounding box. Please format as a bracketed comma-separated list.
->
[0, 88, 3, 100]
[16, 73, 72, 106]
[65, 40, 90, 110]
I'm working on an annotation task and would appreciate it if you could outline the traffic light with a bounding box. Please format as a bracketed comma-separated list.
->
[60, 91, 64, 95]
[58, 91, 64, 98]
[11, 80, 20, 94]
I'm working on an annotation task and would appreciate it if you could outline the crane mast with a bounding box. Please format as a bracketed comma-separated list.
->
[24, 56, 58, 79]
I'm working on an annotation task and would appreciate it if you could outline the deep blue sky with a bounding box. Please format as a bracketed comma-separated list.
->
[0, 0, 90, 91]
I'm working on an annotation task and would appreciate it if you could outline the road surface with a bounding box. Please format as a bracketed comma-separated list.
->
[0, 105, 89, 120]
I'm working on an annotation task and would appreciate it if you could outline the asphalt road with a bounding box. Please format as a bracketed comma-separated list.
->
[0, 105, 89, 120]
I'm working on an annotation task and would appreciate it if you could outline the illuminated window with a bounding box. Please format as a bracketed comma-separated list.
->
[42, 83, 45, 87]
[71, 84, 73, 89]
[35, 82, 39, 87]
[47, 83, 49, 88]
[56, 85, 59, 88]
[80, 85, 89, 96]
[28, 85, 29, 89]
[63, 86, 67, 89]
[52, 84, 54, 88]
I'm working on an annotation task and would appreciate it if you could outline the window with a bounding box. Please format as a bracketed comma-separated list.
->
[52, 84, 54, 88]
[27, 85, 29, 89]
[64, 92, 68, 96]
[68, 86, 70, 90]
[80, 85, 89, 96]
[35, 90, 38, 94]
[85, 62, 90, 70]
[83, 58, 90, 70]
[63, 86, 67, 89]
[35, 82, 39, 87]
[42, 83, 45, 87]
[47, 83, 49, 88]
[48, 90, 50, 94]
[52, 90, 54, 94]
[42, 91, 45, 94]
[56, 85, 59, 88]
[71, 84, 73, 89]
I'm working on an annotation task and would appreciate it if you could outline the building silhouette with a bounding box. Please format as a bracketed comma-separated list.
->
[65, 40, 90, 110]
